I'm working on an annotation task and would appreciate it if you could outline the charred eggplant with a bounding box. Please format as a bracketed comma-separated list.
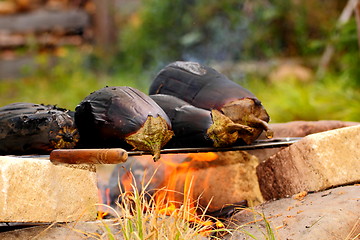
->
[150, 94, 253, 147]
[0, 102, 79, 154]
[149, 61, 273, 144]
[75, 86, 174, 161]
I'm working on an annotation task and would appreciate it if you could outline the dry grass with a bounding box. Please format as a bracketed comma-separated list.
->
[90, 172, 232, 240]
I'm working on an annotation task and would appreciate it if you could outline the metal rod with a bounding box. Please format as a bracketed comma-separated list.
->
[15, 137, 301, 160]
[127, 137, 302, 156]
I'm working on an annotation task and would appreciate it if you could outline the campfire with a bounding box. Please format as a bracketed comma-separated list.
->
[100, 150, 264, 233]
[0, 61, 274, 237]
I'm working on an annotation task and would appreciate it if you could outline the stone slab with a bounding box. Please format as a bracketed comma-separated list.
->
[257, 125, 360, 200]
[225, 185, 360, 240]
[261, 120, 359, 139]
[176, 151, 264, 211]
[0, 156, 98, 222]
[247, 120, 359, 163]
[0, 220, 124, 240]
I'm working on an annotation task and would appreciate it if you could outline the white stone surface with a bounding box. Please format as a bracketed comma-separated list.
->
[0, 156, 98, 222]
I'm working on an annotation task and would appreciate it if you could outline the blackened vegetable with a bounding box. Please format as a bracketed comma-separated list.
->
[150, 94, 253, 147]
[0, 102, 79, 154]
[75, 86, 174, 161]
[149, 61, 272, 144]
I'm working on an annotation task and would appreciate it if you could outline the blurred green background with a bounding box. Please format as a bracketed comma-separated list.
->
[0, 0, 359, 123]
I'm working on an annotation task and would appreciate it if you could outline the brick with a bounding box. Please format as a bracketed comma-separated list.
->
[0, 156, 98, 222]
[257, 125, 360, 200]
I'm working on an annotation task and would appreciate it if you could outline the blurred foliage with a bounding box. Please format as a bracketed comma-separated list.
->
[117, 0, 346, 70]
[242, 77, 360, 123]
[0, 48, 149, 110]
[1, 54, 359, 122]
[330, 19, 360, 87]
[0, 0, 359, 123]
[114, 0, 360, 123]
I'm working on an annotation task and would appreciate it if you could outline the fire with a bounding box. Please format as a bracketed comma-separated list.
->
[121, 170, 134, 192]
[155, 152, 218, 203]
[153, 152, 222, 230]
[97, 188, 111, 219]
[117, 152, 225, 233]
[186, 152, 218, 162]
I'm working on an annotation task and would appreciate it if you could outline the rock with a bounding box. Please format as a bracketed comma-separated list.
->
[224, 185, 360, 240]
[0, 220, 124, 240]
[248, 120, 359, 163]
[263, 120, 359, 138]
[0, 156, 98, 222]
[256, 125, 360, 200]
[178, 151, 264, 211]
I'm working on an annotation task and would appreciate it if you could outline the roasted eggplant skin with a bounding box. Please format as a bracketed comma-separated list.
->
[149, 61, 255, 110]
[0, 102, 79, 154]
[150, 94, 253, 147]
[149, 61, 272, 144]
[150, 94, 214, 147]
[75, 86, 174, 161]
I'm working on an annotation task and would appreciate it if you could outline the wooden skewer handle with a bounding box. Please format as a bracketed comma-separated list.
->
[50, 148, 128, 164]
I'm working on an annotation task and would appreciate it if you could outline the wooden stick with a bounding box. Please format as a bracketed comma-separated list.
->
[50, 148, 128, 164]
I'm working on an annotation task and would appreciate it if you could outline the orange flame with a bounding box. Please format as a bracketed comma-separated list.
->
[153, 152, 223, 231]
[121, 170, 133, 192]
[118, 152, 225, 232]
[97, 188, 111, 219]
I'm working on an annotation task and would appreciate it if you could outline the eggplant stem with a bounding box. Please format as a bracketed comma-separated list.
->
[207, 110, 240, 147]
[249, 117, 274, 139]
[153, 152, 161, 162]
[125, 116, 174, 161]
[225, 122, 254, 134]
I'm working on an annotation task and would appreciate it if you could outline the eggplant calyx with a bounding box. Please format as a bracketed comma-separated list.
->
[220, 98, 273, 141]
[221, 98, 270, 124]
[125, 115, 174, 162]
[207, 109, 252, 147]
[50, 126, 80, 149]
